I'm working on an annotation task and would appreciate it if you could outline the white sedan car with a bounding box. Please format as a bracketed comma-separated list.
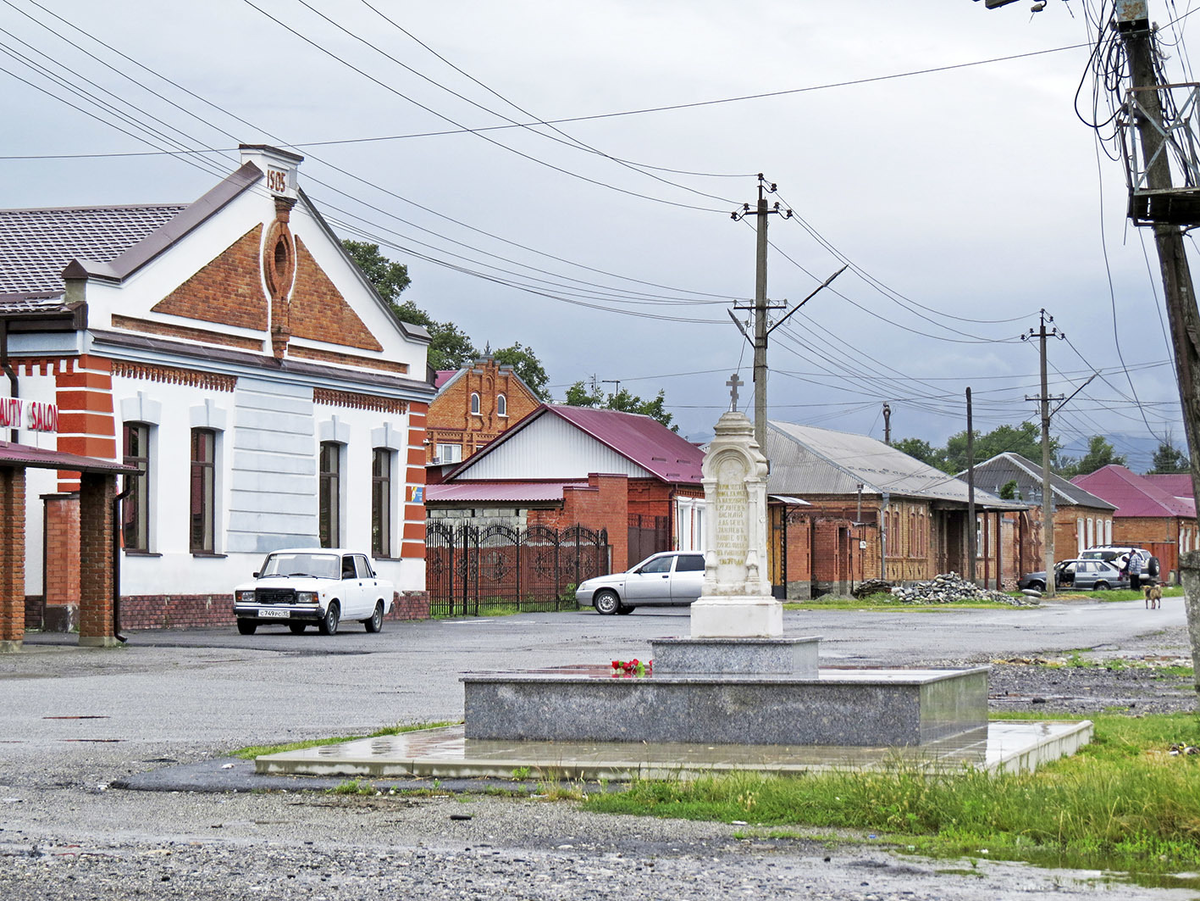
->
[233, 548, 393, 635]
[576, 551, 706, 615]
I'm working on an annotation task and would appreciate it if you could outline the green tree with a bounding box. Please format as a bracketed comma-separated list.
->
[341, 239, 410, 304]
[342, 239, 481, 371]
[1059, 436, 1126, 478]
[943, 421, 1056, 474]
[892, 437, 944, 470]
[1149, 439, 1189, 474]
[493, 342, 549, 401]
[562, 381, 676, 431]
[564, 380, 606, 407]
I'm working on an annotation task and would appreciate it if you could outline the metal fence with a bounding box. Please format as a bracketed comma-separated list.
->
[426, 522, 610, 617]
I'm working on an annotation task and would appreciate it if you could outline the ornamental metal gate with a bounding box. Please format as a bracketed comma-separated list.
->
[426, 523, 610, 617]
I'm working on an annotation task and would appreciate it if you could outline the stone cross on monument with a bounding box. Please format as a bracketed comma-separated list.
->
[726, 373, 744, 412]
[689, 407, 783, 638]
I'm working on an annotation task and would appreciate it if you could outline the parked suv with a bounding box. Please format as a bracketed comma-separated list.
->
[233, 548, 393, 635]
[1078, 546, 1159, 581]
[576, 551, 706, 614]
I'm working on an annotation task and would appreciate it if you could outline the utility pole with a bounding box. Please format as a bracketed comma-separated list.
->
[732, 175, 790, 451]
[882, 403, 892, 446]
[1117, 7, 1200, 535]
[1023, 310, 1064, 599]
[966, 388, 976, 584]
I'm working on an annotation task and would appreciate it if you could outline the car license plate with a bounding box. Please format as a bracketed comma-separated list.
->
[258, 608, 289, 619]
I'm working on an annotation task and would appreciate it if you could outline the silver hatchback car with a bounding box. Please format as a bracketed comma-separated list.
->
[576, 551, 706, 615]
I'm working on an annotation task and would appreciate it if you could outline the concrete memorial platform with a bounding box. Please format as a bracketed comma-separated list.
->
[259, 393, 1091, 781]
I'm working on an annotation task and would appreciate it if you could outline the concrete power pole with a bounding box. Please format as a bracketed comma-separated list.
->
[1024, 310, 1064, 599]
[732, 176, 790, 451]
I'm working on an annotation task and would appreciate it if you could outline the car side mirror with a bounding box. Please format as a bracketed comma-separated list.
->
[252, 572, 260, 578]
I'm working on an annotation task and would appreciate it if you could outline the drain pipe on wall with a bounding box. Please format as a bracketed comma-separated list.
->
[111, 476, 135, 643]
[1, 319, 18, 443]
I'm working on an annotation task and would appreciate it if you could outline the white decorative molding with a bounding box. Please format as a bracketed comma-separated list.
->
[190, 398, 227, 431]
[318, 415, 351, 444]
[120, 391, 162, 425]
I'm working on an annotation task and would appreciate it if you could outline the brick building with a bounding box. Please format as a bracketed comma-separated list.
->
[0, 145, 434, 639]
[1073, 464, 1197, 583]
[426, 357, 540, 464]
[426, 404, 705, 573]
[765, 422, 1024, 598]
[965, 452, 1117, 581]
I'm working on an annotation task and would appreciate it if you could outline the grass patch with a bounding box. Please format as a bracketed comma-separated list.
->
[581, 713, 1200, 887]
[232, 721, 458, 760]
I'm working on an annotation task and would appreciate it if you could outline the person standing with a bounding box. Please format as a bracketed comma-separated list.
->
[1128, 553, 1143, 591]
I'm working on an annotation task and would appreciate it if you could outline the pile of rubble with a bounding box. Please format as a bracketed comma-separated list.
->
[887, 572, 1039, 607]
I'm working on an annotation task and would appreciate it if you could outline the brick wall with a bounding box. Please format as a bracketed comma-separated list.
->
[150, 225, 268, 329]
[119, 591, 431, 630]
[78, 474, 115, 644]
[529, 473, 629, 571]
[56, 356, 115, 492]
[426, 358, 541, 462]
[0, 467, 26, 644]
[43, 494, 80, 617]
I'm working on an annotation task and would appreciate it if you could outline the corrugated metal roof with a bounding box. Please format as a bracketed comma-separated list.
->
[967, 452, 1116, 510]
[1144, 472, 1193, 502]
[1073, 465, 1196, 518]
[766, 421, 1018, 507]
[0, 204, 187, 295]
[425, 481, 586, 503]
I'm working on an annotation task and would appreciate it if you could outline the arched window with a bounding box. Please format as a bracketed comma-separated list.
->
[470, 392, 480, 415]
[497, 394, 507, 417]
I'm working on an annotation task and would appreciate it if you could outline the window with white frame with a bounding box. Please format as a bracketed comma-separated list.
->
[497, 393, 507, 417]
[123, 422, 152, 552]
[371, 447, 392, 558]
[1076, 518, 1084, 554]
[436, 443, 463, 464]
[319, 441, 342, 548]
[470, 392, 480, 415]
[189, 428, 216, 554]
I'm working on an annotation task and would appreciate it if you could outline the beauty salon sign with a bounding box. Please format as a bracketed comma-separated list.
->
[0, 398, 59, 432]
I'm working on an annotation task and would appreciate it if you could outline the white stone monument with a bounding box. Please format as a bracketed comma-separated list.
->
[689, 378, 783, 638]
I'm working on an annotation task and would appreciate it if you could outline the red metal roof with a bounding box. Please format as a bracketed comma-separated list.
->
[425, 481, 587, 503]
[434, 370, 458, 389]
[0, 440, 136, 474]
[543, 405, 703, 483]
[1143, 473, 1193, 501]
[1072, 465, 1195, 518]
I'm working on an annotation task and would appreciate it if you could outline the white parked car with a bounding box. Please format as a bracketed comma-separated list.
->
[233, 548, 393, 635]
[576, 551, 706, 615]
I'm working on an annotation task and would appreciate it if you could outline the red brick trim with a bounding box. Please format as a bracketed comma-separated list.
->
[111, 315, 264, 352]
[289, 345, 408, 374]
[111, 360, 237, 392]
[312, 388, 408, 414]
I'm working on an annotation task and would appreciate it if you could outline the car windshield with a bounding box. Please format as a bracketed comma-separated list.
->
[260, 552, 340, 579]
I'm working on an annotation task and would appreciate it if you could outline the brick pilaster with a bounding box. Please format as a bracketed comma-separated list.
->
[78, 473, 118, 647]
[0, 467, 26, 649]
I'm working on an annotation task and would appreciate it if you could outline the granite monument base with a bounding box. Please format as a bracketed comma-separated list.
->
[463, 645, 989, 748]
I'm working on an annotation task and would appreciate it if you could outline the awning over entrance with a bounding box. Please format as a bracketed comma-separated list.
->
[0, 440, 135, 474]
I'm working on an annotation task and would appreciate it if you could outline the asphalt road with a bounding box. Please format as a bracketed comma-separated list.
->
[0, 598, 1196, 900]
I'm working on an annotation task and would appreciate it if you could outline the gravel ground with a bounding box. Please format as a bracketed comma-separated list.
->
[1, 615, 1197, 900]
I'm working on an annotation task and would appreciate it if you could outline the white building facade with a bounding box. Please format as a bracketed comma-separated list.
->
[0, 146, 434, 630]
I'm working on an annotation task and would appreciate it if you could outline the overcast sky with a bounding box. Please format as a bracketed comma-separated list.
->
[2, 0, 1191, 469]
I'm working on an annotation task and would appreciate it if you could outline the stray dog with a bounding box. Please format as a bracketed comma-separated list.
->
[1145, 583, 1162, 609]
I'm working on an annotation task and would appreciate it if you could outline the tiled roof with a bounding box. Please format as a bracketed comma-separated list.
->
[425, 481, 587, 503]
[0, 204, 187, 295]
[965, 452, 1116, 510]
[1073, 465, 1196, 518]
[767, 421, 1019, 508]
